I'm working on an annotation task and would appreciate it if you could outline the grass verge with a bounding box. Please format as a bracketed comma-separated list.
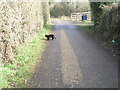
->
[78, 24, 94, 33]
[73, 20, 94, 24]
[0, 24, 54, 88]
[78, 23, 119, 56]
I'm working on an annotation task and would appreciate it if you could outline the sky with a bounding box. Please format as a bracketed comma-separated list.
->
[0, 0, 119, 2]
[54, 0, 118, 2]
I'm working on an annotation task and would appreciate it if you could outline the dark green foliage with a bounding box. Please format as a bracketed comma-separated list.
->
[50, 2, 90, 17]
[90, 2, 112, 25]
[75, 2, 91, 12]
[91, 3, 119, 55]
[50, 3, 75, 17]
[50, 3, 64, 17]
[49, 0, 55, 5]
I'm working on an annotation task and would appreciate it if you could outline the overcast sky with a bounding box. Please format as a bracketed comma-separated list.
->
[0, 0, 118, 2]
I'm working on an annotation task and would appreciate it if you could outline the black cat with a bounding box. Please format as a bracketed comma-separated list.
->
[45, 34, 56, 40]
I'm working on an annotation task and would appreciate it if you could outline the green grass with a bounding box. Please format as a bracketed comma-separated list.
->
[0, 24, 54, 88]
[73, 20, 94, 24]
[62, 18, 94, 24]
[79, 25, 94, 32]
[74, 20, 94, 34]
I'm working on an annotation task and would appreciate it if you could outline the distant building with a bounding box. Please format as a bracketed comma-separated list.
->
[71, 12, 91, 21]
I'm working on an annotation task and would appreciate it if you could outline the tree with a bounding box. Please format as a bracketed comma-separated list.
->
[50, 2, 90, 17]
[50, 2, 73, 17]
[75, 2, 90, 12]
[42, 2, 50, 25]
[50, 3, 64, 17]
[90, 2, 112, 25]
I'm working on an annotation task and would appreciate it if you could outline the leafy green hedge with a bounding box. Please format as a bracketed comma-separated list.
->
[0, 24, 54, 88]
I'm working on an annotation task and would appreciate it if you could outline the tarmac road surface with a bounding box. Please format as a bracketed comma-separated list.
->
[30, 19, 118, 88]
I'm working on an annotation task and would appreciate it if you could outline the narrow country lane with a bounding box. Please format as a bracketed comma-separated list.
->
[30, 19, 118, 88]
